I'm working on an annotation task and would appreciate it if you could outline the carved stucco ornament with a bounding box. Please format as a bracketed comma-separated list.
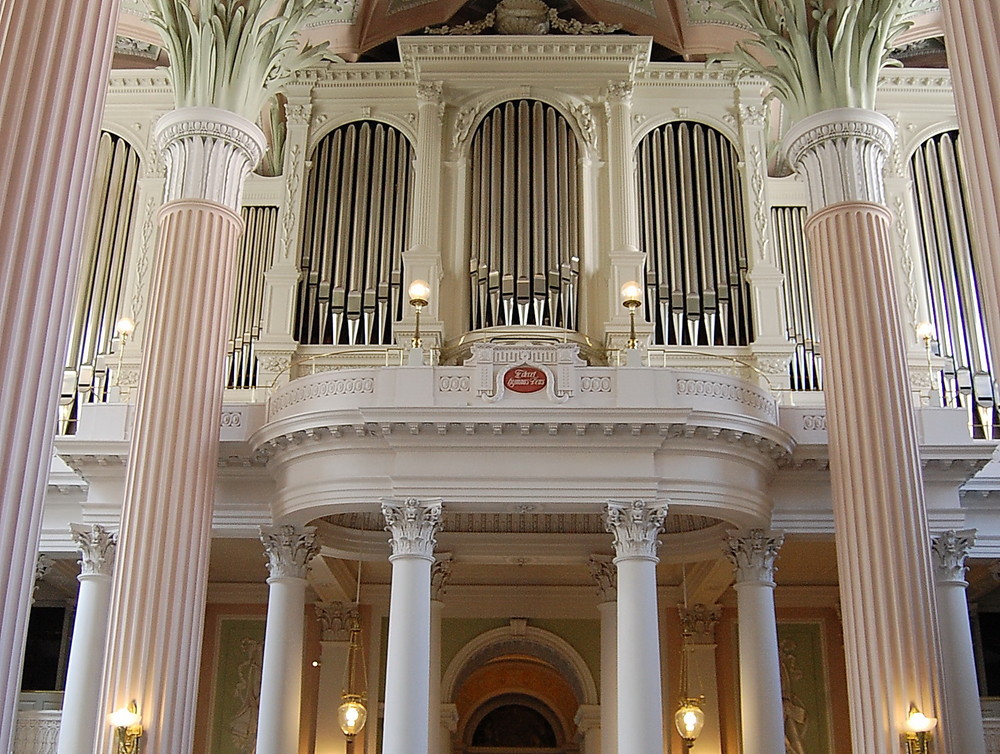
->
[260, 524, 320, 580]
[382, 498, 443, 560]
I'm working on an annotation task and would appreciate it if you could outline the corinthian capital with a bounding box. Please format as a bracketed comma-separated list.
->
[725, 529, 784, 586]
[70, 523, 117, 577]
[260, 525, 319, 580]
[931, 529, 976, 585]
[605, 500, 668, 562]
[382, 498, 443, 561]
[588, 554, 617, 602]
[432, 553, 453, 599]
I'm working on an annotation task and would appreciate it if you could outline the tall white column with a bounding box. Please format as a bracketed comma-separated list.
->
[0, 4, 119, 749]
[785, 109, 947, 753]
[605, 500, 667, 754]
[588, 554, 617, 754]
[430, 554, 452, 754]
[938, 1, 1000, 381]
[725, 530, 786, 754]
[314, 602, 360, 754]
[57, 525, 117, 754]
[381, 498, 442, 754]
[256, 526, 319, 754]
[98, 108, 266, 754]
[678, 604, 723, 754]
[931, 530, 986, 754]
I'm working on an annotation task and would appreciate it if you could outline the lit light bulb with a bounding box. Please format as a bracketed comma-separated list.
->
[115, 317, 136, 338]
[620, 281, 642, 307]
[408, 279, 430, 306]
[906, 706, 937, 733]
[916, 321, 935, 343]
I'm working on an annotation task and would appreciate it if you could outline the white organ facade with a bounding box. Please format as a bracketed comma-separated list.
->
[7, 3, 1000, 754]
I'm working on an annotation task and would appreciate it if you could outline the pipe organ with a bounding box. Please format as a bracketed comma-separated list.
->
[225, 206, 278, 388]
[773, 205, 823, 391]
[467, 100, 581, 331]
[296, 120, 413, 346]
[635, 121, 753, 347]
[60, 131, 140, 434]
[911, 130, 999, 438]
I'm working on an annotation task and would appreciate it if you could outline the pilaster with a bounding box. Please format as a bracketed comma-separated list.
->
[677, 604, 722, 754]
[589, 554, 617, 754]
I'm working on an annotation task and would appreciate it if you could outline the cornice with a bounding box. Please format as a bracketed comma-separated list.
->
[398, 36, 652, 72]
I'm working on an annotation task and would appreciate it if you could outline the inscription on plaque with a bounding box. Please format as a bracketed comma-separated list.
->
[503, 366, 547, 394]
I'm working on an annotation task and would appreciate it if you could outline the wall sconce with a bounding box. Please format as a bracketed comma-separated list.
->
[407, 280, 430, 349]
[108, 700, 143, 754]
[903, 703, 937, 754]
[620, 281, 643, 350]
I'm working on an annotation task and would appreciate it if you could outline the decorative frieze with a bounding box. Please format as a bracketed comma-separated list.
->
[70, 523, 117, 577]
[679, 603, 722, 645]
[588, 554, 617, 602]
[930, 529, 976, 585]
[260, 525, 319, 580]
[725, 528, 784, 585]
[382, 498, 443, 560]
[605, 500, 667, 562]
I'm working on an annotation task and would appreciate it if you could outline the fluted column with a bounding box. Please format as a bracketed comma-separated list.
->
[785, 108, 946, 753]
[939, 2, 1000, 380]
[57, 525, 117, 754]
[678, 604, 722, 754]
[382, 498, 443, 754]
[725, 530, 786, 754]
[605, 500, 667, 754]
[430, 554, 452, 754]
[931, 530, 986, 754]
[0, 4, 119, 749]
[588, 554, 617, 754]
[256, 526, 319, 754]
[98, 108, 266, 754]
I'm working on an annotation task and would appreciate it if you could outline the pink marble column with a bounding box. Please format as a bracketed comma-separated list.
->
[939, 1, 1000, 378]
[0, 3, 119, 750]
[786, 108, 946, 753]
[98, 108, 265, 754]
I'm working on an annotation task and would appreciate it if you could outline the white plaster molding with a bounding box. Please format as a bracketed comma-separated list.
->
[679, 603, 722, 645]
[69, 523, 117, 577]
[588, 553, 617, 602]
[782, 108, 895, 209]
[260, 524, 319, 580]
[724, 528, 784, 586]
[606, 500, 668, 562]
[381, 498, 443, 561]
[155, 106, 267, 210]
[431, 552, 453, 600]
[931, 528, 976, 585]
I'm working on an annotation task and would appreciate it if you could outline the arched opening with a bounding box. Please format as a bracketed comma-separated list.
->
[465, 693, 567, 753]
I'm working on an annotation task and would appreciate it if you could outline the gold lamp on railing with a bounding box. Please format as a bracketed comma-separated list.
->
[108, 700, 143, 754]
[408, 280, 430, 349]
[916, 321, 939, 406]
[620, 281, 643, 350]
[113, 316, 136, 388]
[903, 704, 937, 754]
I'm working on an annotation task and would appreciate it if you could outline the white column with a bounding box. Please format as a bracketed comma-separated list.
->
[785, 109, 947, 752]
[931, 530, 987, 754]
[938, 1, 1000, 381]
[255, 525, 319, 754]
[725, 529, 786, 754]
[98, 108, 266, 754]
[430, 554, 452, 754]
[314, 602, 360, 754]
[678, 604, 723, 754]
[605, 500, 667, 754]
[588, 554, 617, 754]
[57, 525, 117, 754]
[0, 4, 119, 749]
[381, 498, 442, 754]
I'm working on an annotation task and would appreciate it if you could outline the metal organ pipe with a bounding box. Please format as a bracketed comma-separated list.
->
[635, 121, 753, 346]
[910, 129, 998, 438]
[467, 99, 580, 330]
[296, 121, 413, 346]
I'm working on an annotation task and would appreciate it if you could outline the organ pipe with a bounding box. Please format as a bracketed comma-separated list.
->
[911, 130, 998, 439]
[60, 131, 141, 434]
[296, 121, 413, 346]
[636, 122, 753, 346]
[225, 206, 278, 389]
[467, 100, 580, 330]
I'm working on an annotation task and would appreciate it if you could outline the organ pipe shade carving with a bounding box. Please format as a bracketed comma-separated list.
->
[226, 206, 278, 388]
[636, 122, 753, 346]
[61, 131, 141, 434]
[910, 130, 998, 439]
[297, 121, 413, 346]
[467, 100, 581, 331]
[772, 205, 823, 391]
